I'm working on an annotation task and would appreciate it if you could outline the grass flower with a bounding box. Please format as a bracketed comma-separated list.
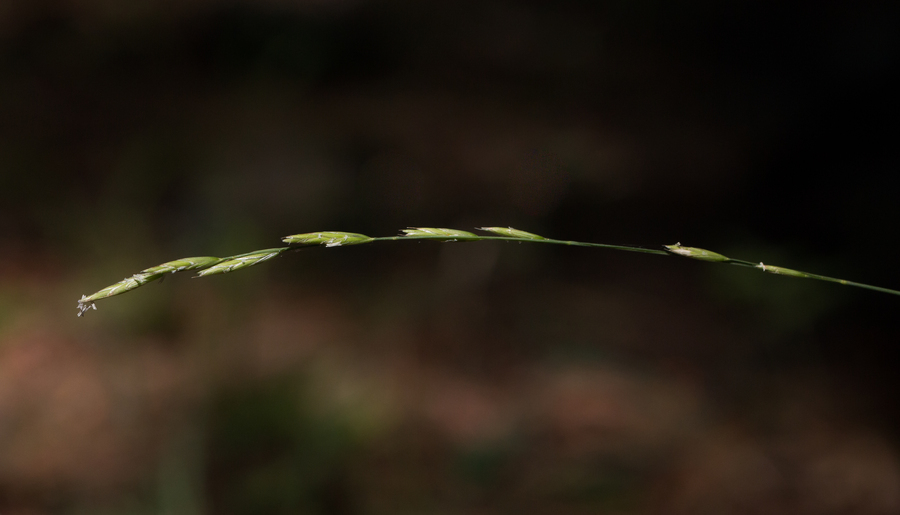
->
[77, 227, 900, 316]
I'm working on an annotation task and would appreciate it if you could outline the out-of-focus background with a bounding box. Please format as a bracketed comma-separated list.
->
[2, 1, 899, 513]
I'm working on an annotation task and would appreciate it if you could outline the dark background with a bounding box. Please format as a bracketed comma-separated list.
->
[1, 1, 899, 514]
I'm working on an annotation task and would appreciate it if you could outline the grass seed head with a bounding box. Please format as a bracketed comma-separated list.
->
[78, 227, 900, 317]
[478, 227, 546, 239]
[77, 257, 226, 316]
[195, 249, 283, 277]
[401, 228, 478, 240]
[282, 232, 373, 247]
[756, 263, 807, 277]
[665, 244, 730, 262]
[141, 256, 224, 275]
[77, 272, 163, 316]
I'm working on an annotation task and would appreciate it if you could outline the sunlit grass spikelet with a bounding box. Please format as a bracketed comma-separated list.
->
[77, 273, 159, 316]
[140, 256, 225, 275]
[477, 227, 546, 239]
[401, 228, 479, 240]
[664, 244, 730, 263]
[282, 232, 373, 247]
[195, 249, 284, 277]
[756, 263, 808, 278]
[77, 256, 224, 316]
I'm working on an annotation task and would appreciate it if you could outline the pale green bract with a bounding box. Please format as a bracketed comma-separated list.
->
[77, 227, 900, 317]
[77, 256, 224, 316]
[195, 249, 283, 277]
[140, 256, 224, 275]
[756, 263, 808, 278]
[478, 227, 546, 239]
[77, 273, 159, 316]
[282, 232, 373, 247]
[664, 244, 730, 263]
[401, 228, 479, 239]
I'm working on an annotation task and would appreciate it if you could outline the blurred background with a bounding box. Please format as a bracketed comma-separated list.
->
[1, 1, 899, 513]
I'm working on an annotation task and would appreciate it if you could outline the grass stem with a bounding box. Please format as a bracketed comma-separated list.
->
[76, 227, 900, 316]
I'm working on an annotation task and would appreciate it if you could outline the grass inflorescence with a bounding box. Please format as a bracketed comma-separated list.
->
[76, 227, 900, 316]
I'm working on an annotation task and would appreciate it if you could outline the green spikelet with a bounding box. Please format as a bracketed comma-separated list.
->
[282, 232, 373, 247]
[81, 273, 160, 302]
[77, 273, 158, 316]
[77, 256, 225, 316]
[478, 227, 546, 240]
[195, 249, 284, 277]
[140, 256, 224, 275]
[756, 263, 808, 278]
[665, 244, 730, 263]
[401, 228, 478, 240]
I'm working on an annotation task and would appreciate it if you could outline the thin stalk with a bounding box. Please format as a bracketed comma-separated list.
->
[369, 235, 670, 255]
[76, 226, 900, 317]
